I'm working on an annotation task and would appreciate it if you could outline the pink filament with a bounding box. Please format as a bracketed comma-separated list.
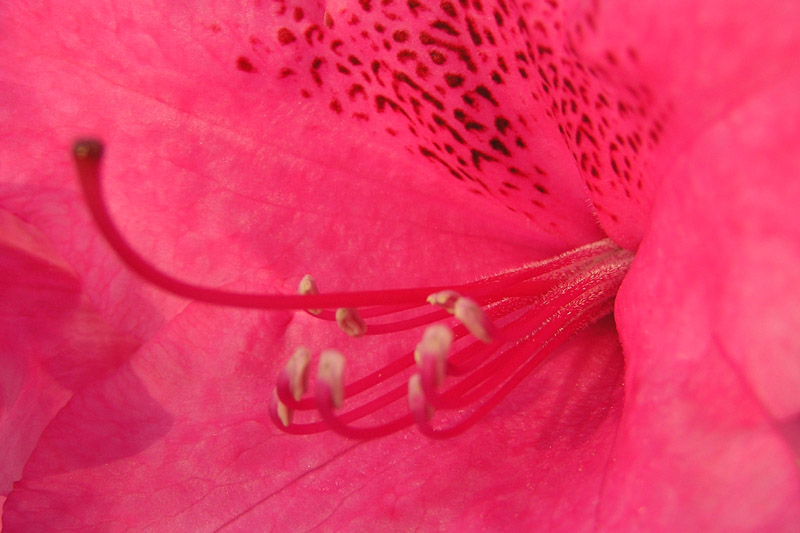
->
[271, 251, 631, 440]
[73, 139, 633, 441]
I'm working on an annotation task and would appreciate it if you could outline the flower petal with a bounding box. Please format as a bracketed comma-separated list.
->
[4, 293, 624, 530]
[571, 0, 800, 247]
[612, 72, 800, 528]
[0, 209, 138, 505]
[263, 0, 609, 242]
[0, 1, 580, 338]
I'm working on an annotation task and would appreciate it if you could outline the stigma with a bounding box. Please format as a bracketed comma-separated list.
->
[73, 139, 634, 440]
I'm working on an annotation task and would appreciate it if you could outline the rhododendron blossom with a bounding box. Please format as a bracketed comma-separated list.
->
[1, 0, 799, 530]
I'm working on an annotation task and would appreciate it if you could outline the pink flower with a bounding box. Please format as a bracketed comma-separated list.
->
[1, 0, 799, 530]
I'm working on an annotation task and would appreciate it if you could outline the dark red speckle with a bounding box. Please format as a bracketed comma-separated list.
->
[257, 0, 668, 233]
[236, 56, 256, 73]
[277, 28, 297, 45]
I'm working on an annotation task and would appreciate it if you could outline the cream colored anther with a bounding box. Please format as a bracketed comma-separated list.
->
[273, 390, 292, 427]
[285, 346, 311, 401]
[407, 374, 434, 420]
[453, 297, 496, 343]
[318, 350, 346, 408]
[426, 290, 461, 313]
[335, 307, 367, 337]
[414, 324, 454, 385]
[298, 274, 322, 315]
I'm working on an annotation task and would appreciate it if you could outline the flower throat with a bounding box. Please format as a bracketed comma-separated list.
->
[73, 140, 633, 440]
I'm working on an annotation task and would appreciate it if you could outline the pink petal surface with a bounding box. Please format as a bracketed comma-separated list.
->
[0, 0, 564, 342]
[0, 210, 138, 508]
[565, 0, 800, 247]
[3, 294, 624, 530]
[612, 71, 800, 529]
[1, 0, 798, 531]
[0, 1, 616, 529]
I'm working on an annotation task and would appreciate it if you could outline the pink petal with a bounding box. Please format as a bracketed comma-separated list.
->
[0, 4, 622, 527]
[265, 0, 608, 243]
[3, 0, 798, 530]
[612, 70, 800, 528]
[4, 293, 624, 530]
[0, 209, 137, 505]
[571, 0, 800, 247]
[0, 1, 589, 346]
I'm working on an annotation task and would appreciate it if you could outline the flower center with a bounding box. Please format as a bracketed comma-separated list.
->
[73, 139, 633, 440]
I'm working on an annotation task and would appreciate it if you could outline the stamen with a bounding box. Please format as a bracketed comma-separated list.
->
[317, 350, 346, 408]
[335, 307, 367, 337]
[268, 391, 326, 434]
[272, 391, 293, 427]
[285, 346, 311, 401]
[73, 139, 636, 441]
[419, 296, 613, 412]
[453, 297, 497, 343]
[271, 249, 632, 440]
[298, 275, 322, 316]
[413, 300, 616, 439]
[408, 375, 433, 420]
[413, 324, 453, 385]
[316, 384, 415, 439]
[427, 290, 461, 312]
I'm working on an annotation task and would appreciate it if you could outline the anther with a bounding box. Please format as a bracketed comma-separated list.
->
[408, 374, 434, 420]
[317, 350, 346, 408]
[414, 324, 453, 385]
[298, 275, 322, 315]
[272, 390, 293, 427]
[335, 307, 367, 337]
[426, 290, 461, 313]
[285, 346, 311, 401]
[453, 297, 497, 343]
